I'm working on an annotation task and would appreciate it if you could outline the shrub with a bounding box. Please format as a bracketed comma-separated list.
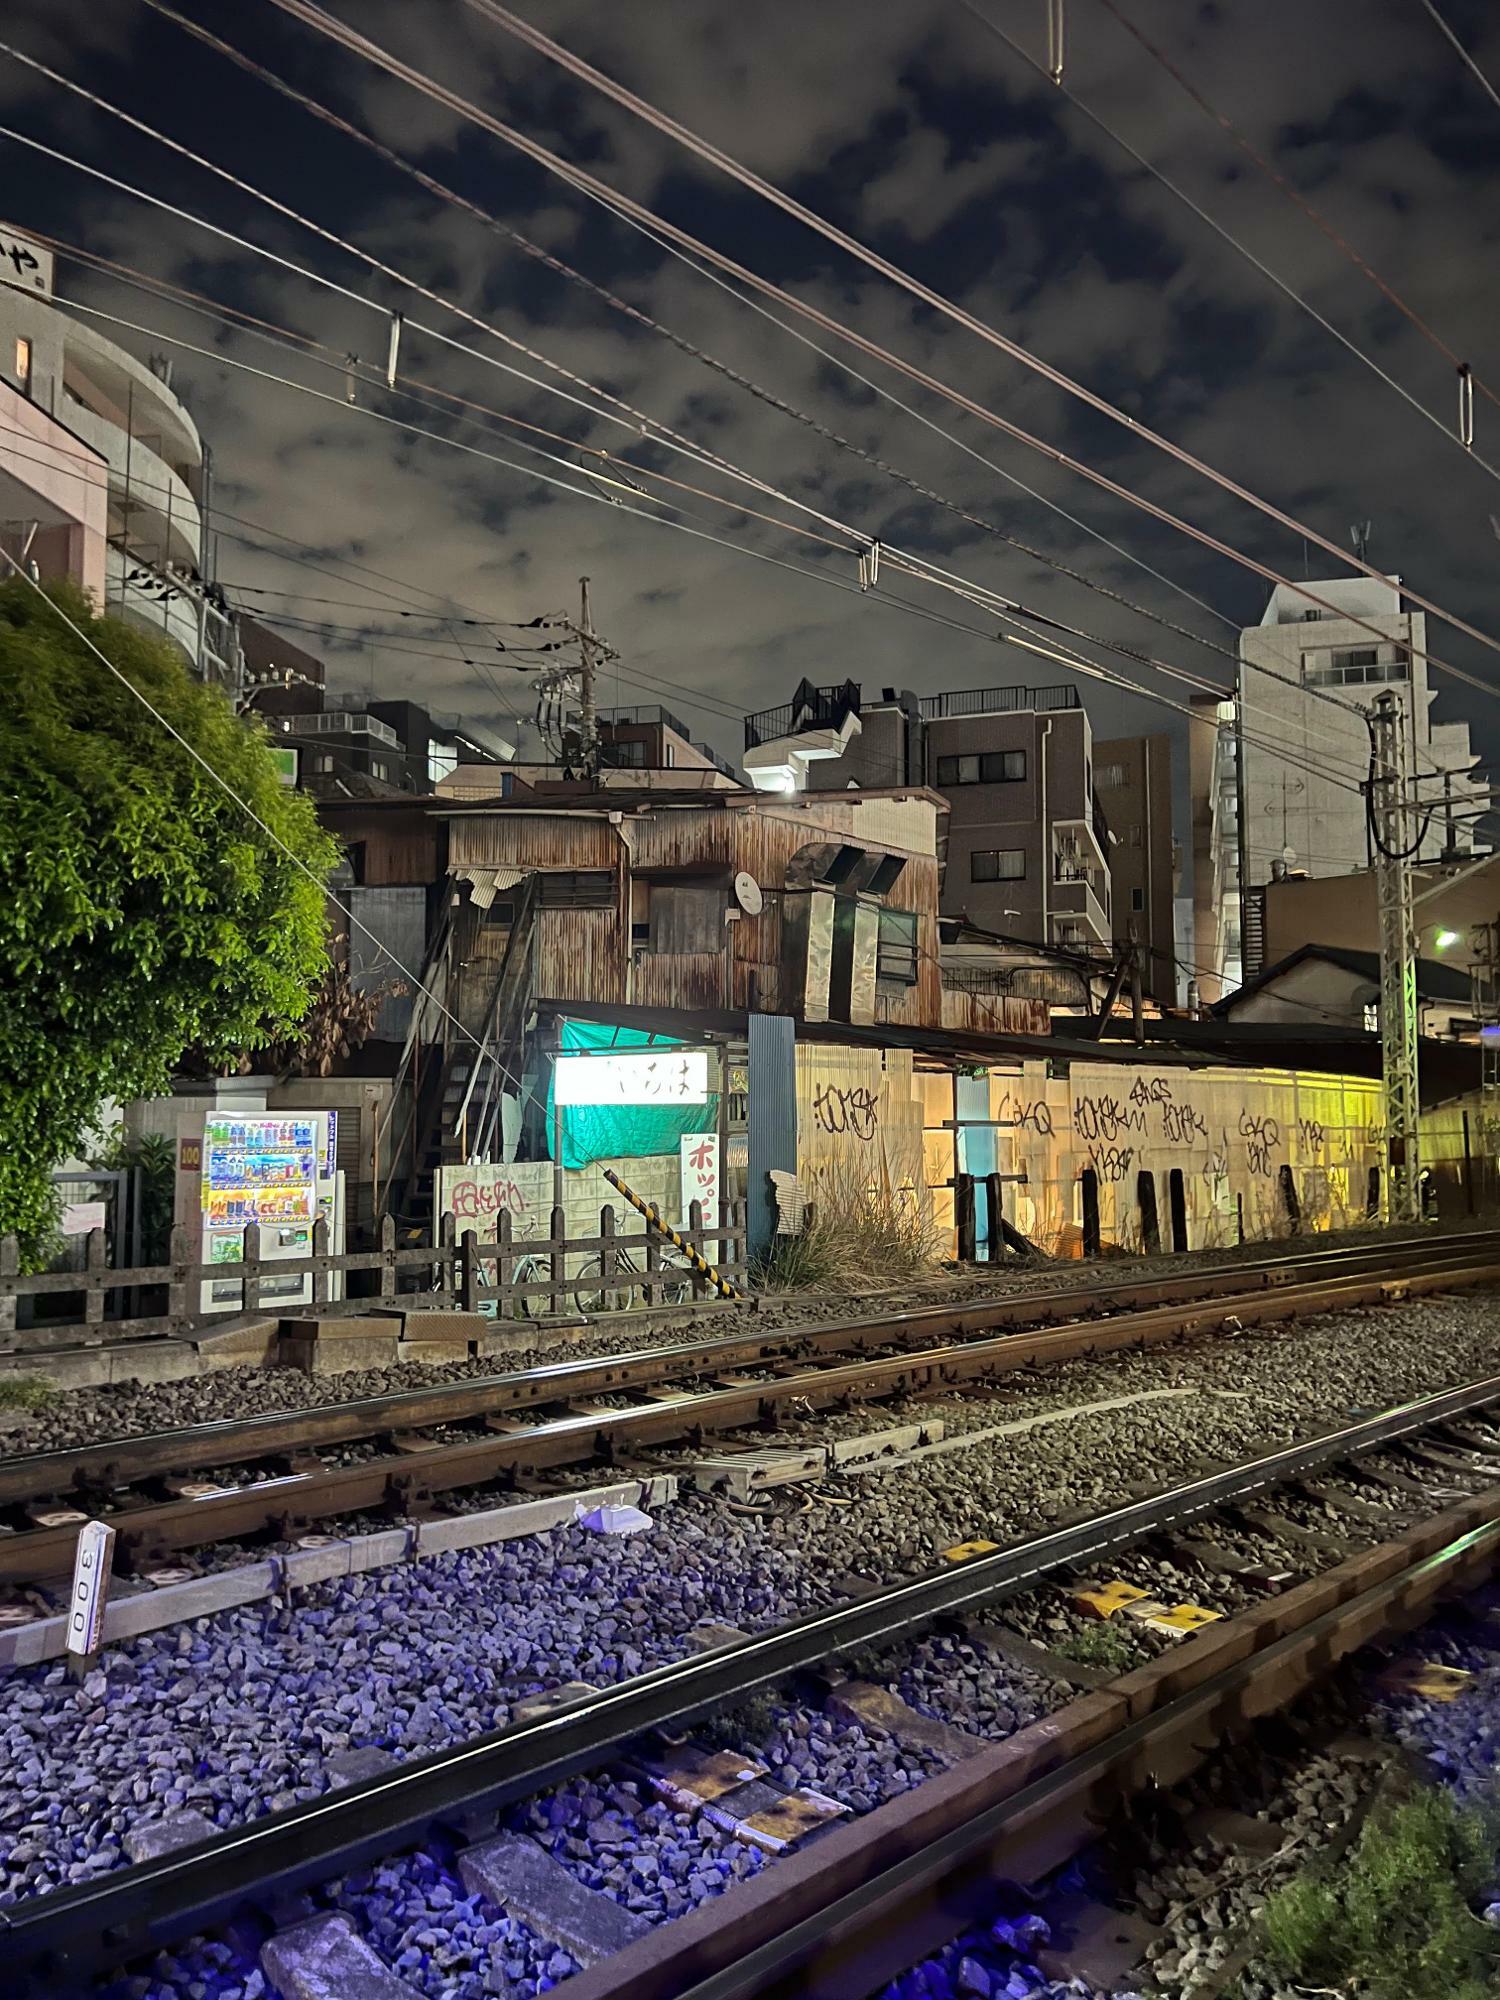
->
[1260, 1785, 1500, 2000]
[753, 1161, 940, 1291]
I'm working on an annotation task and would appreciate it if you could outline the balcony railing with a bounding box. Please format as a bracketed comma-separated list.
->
[744, 677, 861, 750]
[919, 684, 1079, 720]
[297, 710, 401, 746]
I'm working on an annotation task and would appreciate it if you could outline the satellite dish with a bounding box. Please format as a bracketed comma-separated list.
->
[733, 871, 763, 916]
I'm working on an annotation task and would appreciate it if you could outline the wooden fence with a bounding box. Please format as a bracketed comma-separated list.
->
[0, 1201, 749, 1354]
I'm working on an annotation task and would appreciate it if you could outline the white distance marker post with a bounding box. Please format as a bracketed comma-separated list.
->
[65, 1519, 116, 1681]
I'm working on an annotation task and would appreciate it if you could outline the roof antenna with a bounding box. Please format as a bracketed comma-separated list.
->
[1349, 520, 1373, 565]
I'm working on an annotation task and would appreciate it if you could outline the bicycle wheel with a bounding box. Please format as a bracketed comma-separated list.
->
[568, 1252, 627, 1315]
[511, 1252, 552, 1319]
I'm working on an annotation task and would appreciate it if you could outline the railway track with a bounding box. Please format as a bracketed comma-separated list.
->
[7, 1350, 1500, 1995]
[1, 1230, 1495, 1591]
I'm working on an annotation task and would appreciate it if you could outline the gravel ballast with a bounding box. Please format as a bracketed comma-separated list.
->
[1, 1289, 1495, 1926]
[0, 1221, 1456, 1456]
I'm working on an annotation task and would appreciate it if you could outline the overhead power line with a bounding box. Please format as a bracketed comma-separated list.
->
[137, 0, 1241, 671]
[4, 47, 1478, 815]
[8, 139, 1372, 774]
[0, 546, 546, 1117]
[457, 0, 1500, 665]
[1419, 0, 1500, 114]
[959, 0, 1500, 479]
[1093, 0, 1500, 415]
[251, 0, 1500, 719]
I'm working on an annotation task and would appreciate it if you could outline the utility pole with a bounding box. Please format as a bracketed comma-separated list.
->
[576, 575, 598, 778]
[1370, 689, 1421, 1223]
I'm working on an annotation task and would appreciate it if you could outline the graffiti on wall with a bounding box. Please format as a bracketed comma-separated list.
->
[1089, 1145, 1136, 1184]
[1074, 1093, 1149, 1145]
[1239, 1109, 1281, 1177]
[995, 1089, 1055, 1137]
[1161, 1100, 1210, 1144]
[811, 1083, 879, 1141]
[445, 1167, 544, 1226]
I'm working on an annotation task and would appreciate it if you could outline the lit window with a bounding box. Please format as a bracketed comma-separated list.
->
[14, 337, 30, 387]
[1363, 1001, 1379, 1032]
[313, 754, 334, 774]
[370, 760, 387, 780]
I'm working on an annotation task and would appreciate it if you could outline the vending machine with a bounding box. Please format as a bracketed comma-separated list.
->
[199, 1110, 344, 1313]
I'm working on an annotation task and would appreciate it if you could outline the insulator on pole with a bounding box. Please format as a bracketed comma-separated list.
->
[1458, 363, 1474, 450]
[1047, 0, 1065, 84]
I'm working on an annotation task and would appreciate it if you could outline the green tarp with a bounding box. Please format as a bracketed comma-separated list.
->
[547, 1017, 719, 1169]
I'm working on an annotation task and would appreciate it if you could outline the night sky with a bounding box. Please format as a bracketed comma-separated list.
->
[4, 0, 1498, 785]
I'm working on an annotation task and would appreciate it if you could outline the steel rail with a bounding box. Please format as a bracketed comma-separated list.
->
[2, 1246, 1495, 1587]
[6, 1366, 1500, 1985]
[1, 1251, 1495, 1587]
[2, 1230, 1485, 1506]
[660, 1513, 1500, 2000]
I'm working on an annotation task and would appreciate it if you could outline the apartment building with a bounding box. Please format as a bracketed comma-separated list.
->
[1197, 575, 1486, 992]
[743, 680, 1114, 952]
[1094, 733, 1177, 1003]
[0, 227, 238, 688]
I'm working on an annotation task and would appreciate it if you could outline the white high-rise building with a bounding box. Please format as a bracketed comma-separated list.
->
[1201, 576, 1485, 992]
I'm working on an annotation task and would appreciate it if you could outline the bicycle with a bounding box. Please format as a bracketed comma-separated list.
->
[569, 1242, 696, 1315]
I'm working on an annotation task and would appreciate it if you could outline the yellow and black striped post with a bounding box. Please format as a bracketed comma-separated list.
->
[601, 1167, 743, 1300]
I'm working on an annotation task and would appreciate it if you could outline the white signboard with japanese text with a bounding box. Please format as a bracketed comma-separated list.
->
[679, 1133, 720, 1227]
[554, 1048, 709, 1107]
[0, 224, 53, 298]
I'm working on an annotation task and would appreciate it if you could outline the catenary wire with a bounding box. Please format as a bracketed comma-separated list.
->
[9, 44, 1478, 783]
[1418, 0, 1500, 114]
[254, 0, 1500, 719]
[10, 195, 1382, 775]
[1094, 0, 1500, 412]
[10, 114, 1418, 789]
[958, 0, 1500, 475]
[0, 362, 1381, 814]
[135, 0, 1244, 668]
[457, 0, 1500, 662]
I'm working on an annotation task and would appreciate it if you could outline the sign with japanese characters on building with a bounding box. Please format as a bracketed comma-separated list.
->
[679, 1132, 720, 1225]
[0, 224, 53, 298]
[554, 1048, 709, 1107]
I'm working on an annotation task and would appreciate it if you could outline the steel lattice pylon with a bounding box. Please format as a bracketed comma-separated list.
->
[1370, 690, 1421, 1223]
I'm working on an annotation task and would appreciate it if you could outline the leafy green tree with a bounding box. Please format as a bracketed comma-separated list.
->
[0, 580, 336, 1260]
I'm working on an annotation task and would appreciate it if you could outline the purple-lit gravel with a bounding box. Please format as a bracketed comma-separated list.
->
[99, 1937, 265, 2000]
[325, 1850, 570, 2000]
[511, 1774, 766, 1922]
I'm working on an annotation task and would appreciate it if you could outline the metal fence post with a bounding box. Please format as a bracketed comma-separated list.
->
[550, 1205, 567, 1315]
[495, 1210, 515, 1318]
[83, 1228, 108, 1342]
[241, 1223, 262, 1318]
[378, 1212, 398, 1307]
[167, 1224, 191, 1329]
[599, 1206, 617, 1308]
[688, 1199, 708, 1298]
[0, 1236, 17, 1347]
[310, 1216, 330, 1306]
[459, 1230, 480, 1315]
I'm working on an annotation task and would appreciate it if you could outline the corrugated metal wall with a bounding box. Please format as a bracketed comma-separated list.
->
[346, 886, 425, 1038]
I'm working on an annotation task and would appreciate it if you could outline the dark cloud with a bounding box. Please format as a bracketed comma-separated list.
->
[1, 0, 1496, 792]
